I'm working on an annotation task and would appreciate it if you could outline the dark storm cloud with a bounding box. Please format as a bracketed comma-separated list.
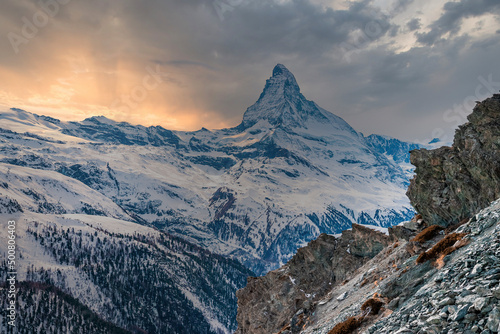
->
[45, 0, 393, 69]
[311, 33, 500, 143]
[207, 0, 396, 64]
[406, 18, 421, 31]
[416, 0, 500, 45]
[112, 0, 399, 121]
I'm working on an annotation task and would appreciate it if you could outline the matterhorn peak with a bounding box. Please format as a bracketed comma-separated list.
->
[272, 63, 288, 75]
[264, 64, 301, 98]
[241, 64, 320, 128]
[271, 64, 299, 88]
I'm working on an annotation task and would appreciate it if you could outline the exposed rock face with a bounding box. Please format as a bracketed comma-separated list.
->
[366, 134, 421, 164]
[407, 94, 500, 226]
[235, 224, 395, 334]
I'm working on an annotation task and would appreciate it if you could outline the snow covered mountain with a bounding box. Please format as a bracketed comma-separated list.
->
[0, 64, 418, 275]
[0, 164, 252, 333]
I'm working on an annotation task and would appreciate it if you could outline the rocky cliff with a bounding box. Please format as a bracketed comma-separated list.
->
[299, 201, 500, 334]
[407, 93, 500, 226]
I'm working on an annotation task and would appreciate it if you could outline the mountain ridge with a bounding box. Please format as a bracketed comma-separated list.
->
[0, 162, 254, 333]
[0, 64, 420, 275]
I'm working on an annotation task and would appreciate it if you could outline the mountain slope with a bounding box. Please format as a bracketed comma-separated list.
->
[1, 281, 131, 334]
[0, 164, 253, 333]
[258, 198, 499, 334]
[235, 224, 398, 334]
[0, 64, 418, 275]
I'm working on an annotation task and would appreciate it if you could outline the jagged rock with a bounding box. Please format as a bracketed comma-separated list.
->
[336, 292, 348, 301]
[258, 198, 500, 334]
[407, 94, 500, 226]
[450, 304, 471, 322]
[401, 216, 426, 231]
[362, 201, 500, 334]
[379, 259, 431, 300]
[427, 315, 443, 324]
[488, 307, 500, 332]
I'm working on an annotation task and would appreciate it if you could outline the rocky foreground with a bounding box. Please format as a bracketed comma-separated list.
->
[367, 203, 500, 334]
[235, 224, 399, 333]
[299, 201, 500, 334]
[235, 94, 500, 333]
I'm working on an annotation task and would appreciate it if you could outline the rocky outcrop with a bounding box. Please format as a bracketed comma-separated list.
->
[297, 199, 500, 334]
[236, 185, 500, 334]
[407, 94, 500, 226]
[235, 224, 396, 334]
[367, 201, 500, 334]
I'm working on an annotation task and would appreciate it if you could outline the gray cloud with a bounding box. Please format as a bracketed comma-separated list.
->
[390, 0, 416, 14]
[406, 18, 421, 31]
[307, 34, 500, 143]
[388, 25, 400, 37]
[209, 0, 395, 64]
[416, 0, 500, 45]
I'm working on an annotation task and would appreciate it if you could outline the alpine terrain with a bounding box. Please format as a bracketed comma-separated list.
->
[0, 64, 420, 333]
[0, 64, 417, 275]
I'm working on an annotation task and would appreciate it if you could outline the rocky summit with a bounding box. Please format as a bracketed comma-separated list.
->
[235, 94, 500, 334]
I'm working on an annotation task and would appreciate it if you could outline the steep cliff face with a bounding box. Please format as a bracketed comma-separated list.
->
[407, 94, 500, 226]
[235, 224, 396, 334]
[236, 202, 500, 334]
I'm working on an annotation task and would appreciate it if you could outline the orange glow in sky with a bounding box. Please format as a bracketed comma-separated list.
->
[0, 52, 239, 130]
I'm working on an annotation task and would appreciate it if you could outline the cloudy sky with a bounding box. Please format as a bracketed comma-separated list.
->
[1, 0, 499, 143]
